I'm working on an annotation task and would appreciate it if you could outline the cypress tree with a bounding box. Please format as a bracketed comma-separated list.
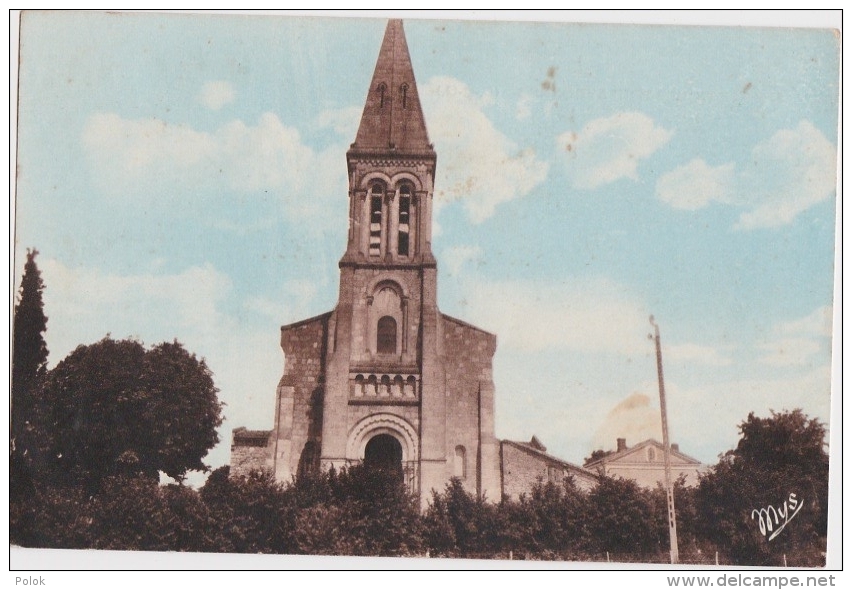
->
[12, 248, 49, 445]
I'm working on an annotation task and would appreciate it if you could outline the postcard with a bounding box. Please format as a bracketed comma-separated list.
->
[10, 10, 841, 573]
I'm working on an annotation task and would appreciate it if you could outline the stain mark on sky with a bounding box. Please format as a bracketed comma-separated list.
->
[541, 66, 557, 92]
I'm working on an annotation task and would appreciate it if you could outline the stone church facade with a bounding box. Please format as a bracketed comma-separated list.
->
[230, 19, 594, 502]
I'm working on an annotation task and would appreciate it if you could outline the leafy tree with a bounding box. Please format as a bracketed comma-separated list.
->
[285, 464, 424, 556]
[142, 341, 223, 478]
[11, 473, 215, 552]
[422, 487, 457, 556]
[584, 448, 613, 465]
[422, 478, 499, 557]
[12, 248, 49, 437]
[200, 466, 291, 554]
[528, 477, 590, 556]
[584, 475, 663, 559]
[648, 476, 711, 564]
[199, 464, 423, 556]
[697, 409, 829, 566]
[86, 475, 173, 551]
[492, 493, 538, 556]
[158, 483, 217, 552]
[490, 478, 590, 558]
[38, 337, 223, 491]
[328, 464, 424, 556]
[10, 482, 94, 549]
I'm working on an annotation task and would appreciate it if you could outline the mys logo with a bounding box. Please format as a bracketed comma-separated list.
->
[751, 493, 804, 541]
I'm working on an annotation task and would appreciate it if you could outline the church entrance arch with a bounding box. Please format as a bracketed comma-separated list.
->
[364, 434, 403, 478]
[347, 413, 419, 491]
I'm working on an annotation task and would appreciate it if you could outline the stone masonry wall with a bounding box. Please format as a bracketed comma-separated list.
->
[501, 442, 598, 500]
[230, 444, 271, 479]
[440, 315, 499, 498]
[275, 312, 331, 481]
[501, 442, 549, 500]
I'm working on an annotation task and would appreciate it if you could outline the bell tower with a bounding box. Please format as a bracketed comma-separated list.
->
[341, 18, 437, 268]
[255, 20, 502, 503]
[322, 19, 441, 493]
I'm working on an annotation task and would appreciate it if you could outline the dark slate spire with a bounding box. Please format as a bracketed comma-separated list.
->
[352, 20, 432, 153]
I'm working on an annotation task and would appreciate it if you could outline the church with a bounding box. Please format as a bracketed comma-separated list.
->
[230, 19, 598, 502]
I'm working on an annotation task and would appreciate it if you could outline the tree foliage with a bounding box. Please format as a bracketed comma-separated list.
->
[585, 475, 663, 557]
[12, 248, 49, 444]
[197, 464, 423, 555]
[286, 465, 424, 556]
[423, 477, 501, 557]
[697, 409, 829, 566]
[200, 466, 291, 553]
[38, 337, 223, 491]
[584, 448, 613, 465]
[11, 406, 830, 565]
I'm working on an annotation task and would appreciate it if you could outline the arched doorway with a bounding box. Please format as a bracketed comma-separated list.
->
[364, 433, 403, 475]
[347, 413, 419, 492]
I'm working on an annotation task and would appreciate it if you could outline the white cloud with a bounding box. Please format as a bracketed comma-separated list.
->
[40, 258, 233, 362]
[736, 121, 837, 229]
[200, 81, 235, 111]
[216, 114, 315, 193]
[758, 337, 823, 367]
[656, 122, 837, 229]
[515, 93, 533, 120]
[421, 76, 549, 223]
[82, 112, 347, 221]
[669, 365, 831, 461]
[756, 305, 833, 367]
[244, 278, 321, 324]
[777, 305, 833, 338]
[442, 244, 482, 277]
[458, 276, 648, 355]
[655, 159, 735, 210]
[317, 105, 362, 138]
[558, 112, 673, 190]
[82, 113, 217, 183]
[665, 342, 733, 366]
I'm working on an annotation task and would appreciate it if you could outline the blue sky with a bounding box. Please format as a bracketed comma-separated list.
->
[13, 11, 839, 484]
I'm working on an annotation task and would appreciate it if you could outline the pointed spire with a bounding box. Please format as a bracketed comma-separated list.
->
[352, 20, 432, 153]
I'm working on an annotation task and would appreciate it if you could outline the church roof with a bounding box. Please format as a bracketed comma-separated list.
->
[351, 20, 433, 154]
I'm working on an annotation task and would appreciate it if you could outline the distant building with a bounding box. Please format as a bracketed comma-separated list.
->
[501, 436, 598, 499]
[583, 438, 706, 488]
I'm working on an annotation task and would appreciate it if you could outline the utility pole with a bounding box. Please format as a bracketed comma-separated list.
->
[650, 315, 679, 564]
